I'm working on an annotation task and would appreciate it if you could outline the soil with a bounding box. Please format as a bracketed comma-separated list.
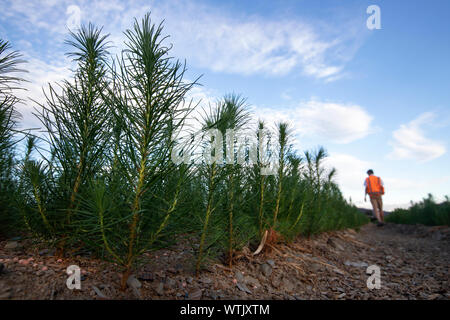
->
[0, 222, 449, 300]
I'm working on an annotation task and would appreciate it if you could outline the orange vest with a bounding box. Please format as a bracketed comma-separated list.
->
[365, 175, 384, 196]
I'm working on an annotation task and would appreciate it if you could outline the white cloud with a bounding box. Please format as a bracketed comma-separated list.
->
[255, 99, 374, 144]
[389, 112, 446, 162]
[1, 0, 71, 35]
[156, 3, 360, 81]
[15, 56, 73, 130]
[303, 64, 343, 79]
[2, 1, 371, 145]
[1, 0, 366, 82]
[324, 153, 372, 206]
[296, 100, 374, 143]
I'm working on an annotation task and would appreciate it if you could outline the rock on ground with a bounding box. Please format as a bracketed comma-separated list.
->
[0, 223, 448, 300]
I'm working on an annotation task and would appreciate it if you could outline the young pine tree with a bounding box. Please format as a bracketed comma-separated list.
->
[0, 39, 25, 236]
[102, 13, 198, 288]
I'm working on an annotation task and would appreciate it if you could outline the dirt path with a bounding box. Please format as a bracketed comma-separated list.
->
[0, 222, 449, 300]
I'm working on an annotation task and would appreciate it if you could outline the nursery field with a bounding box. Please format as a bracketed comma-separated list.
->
[3, 12, 448, 301]
[0, 13, 369, 293]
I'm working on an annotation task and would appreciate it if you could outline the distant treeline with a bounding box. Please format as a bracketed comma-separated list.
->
[387, 194, 450, 226]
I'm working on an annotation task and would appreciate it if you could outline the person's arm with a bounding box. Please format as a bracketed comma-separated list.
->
[364, 180, 368, 201]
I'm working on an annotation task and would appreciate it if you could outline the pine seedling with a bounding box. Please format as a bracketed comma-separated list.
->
[33, 24, 112, 248]
[221, 94, 250, 268]
[103, 13, 198, 288]
[272, 122, 292, 229]
[0, 39, 26, 236]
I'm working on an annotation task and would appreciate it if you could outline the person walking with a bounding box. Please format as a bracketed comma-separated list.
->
[364, 169, 385, 226]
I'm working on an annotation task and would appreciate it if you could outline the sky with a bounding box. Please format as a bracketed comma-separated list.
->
[1, 0, 449, 210]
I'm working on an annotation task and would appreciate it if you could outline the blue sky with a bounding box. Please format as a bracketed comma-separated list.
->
[1, 0, 449, 210]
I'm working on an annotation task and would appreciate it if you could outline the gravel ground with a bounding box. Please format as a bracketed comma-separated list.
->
[0, 222, 449, 300]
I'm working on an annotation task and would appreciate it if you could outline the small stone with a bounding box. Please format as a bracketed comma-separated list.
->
[155, 270, 165, 278]
[4, 241, 19, 250]
[137, 271, 153, 281]
[127, 274, 142, 289]
[235, 271, 245, 283]
[0, 291, 12, 299]
[175, 263, 183, 272]
[244, 276, 260, 288]
[210, 291, 218, 300]
[236, 282, 252, 294]
[344, 261, 368, 268]
[201, 277, 212, 284]
[260, 263, 272, 277]
[266, 259, 275, 267]
[431, 232, 443, 241]
[167, 267, 177, 274]
[333, 268, 345, 275]
[189, 288, 202, 300]
[155, 282, 164, 296]
[165, 277, 176, 289]
[92, 286, 108, 299]
[337, 293, 346, 299]
[186, 276, 193, 284]
[19, 259, 29, 265]
[327, 237, 344, 251]
[39, 249, 49, 256]
[281, 278, 295, 293]
[310, 263, 324, 272]
[271, 276, 281, 288]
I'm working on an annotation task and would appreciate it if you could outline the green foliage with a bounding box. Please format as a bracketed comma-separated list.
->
[100, 14, 197, 287]
[386, 194, 450, 226]
[2, 12, 369, 287]
[0, 39, 25, 237]
[24, 23, 113, 249]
